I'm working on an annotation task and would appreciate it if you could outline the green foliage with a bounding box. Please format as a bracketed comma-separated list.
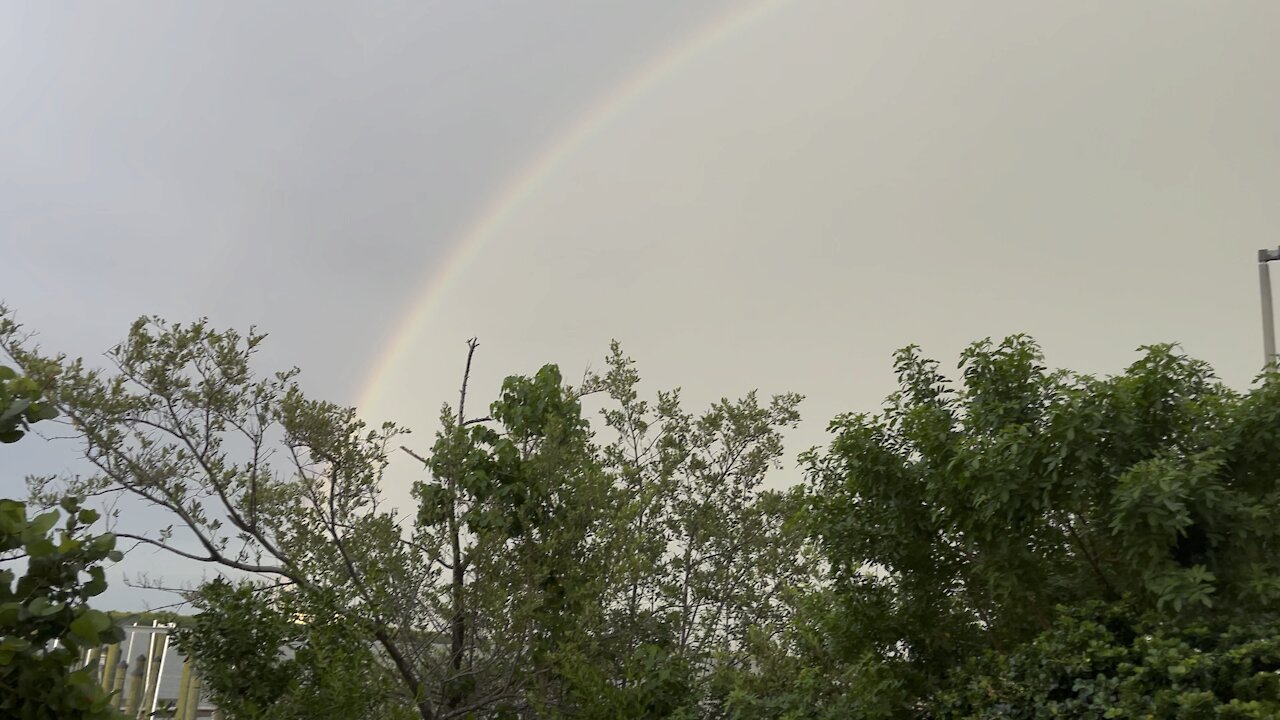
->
[0, 364, 59, 443]
[935, 602, 1280, 719]
[706, 589, 865, 720]
[0, 497, 126, 720]
[20, 299, 1278, 720]
[806, 335, 1280, 715]
[3, 311, 424, 715]
[172, 579, 412, 720]
[0, 312, 808, 718]
[0, 358, 124, 719]
[555, 642, 698, 720]
[574, 341, 812, 715]
[413, 360, 622, 714]
[423, 364, 598, 542]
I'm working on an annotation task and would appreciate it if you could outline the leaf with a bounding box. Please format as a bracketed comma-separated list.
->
[28, 510, 59, 537]
[24, 536, 56, 558]
[0, 398, 31, 423]
[84, 567, 108, 598]
[69, 610, 111, 644]
[0, 636, 32, 665]
[28, 596, 64, 617]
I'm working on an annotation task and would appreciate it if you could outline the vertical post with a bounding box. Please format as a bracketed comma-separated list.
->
[174, 656, 193, 720]
[184, 674, 202, 720]
[111, 655, 128, 710]
[150, 629, 171, 717]
[125, 654, 146, 716]
[1261, 249, 1277, 366]
[101, 642, 120, 692]
[86, 646, 102, 679]
[119, 626, 138, 711]
[141, 627, 164, 719]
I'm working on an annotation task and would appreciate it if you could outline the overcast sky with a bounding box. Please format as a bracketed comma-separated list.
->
[3, 1, 1279, 609]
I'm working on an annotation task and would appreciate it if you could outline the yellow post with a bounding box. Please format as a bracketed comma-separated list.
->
[124, 654, 146, 716]
[174, 656, 193, 720]
[112, 656, 129, 710]
[100, 642, 120, 692]
[78, 645, 96, 676]
[184, 674, 202, 720]
[84, 645, 101, 681]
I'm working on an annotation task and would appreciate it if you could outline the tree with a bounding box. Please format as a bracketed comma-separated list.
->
[0, 313, 615, 719]
[18, 301, 1280, 718]
[1, 346, 125, 720]
[408, 344, 618, 716]
[1, 307, 815, 719]
[1, 312, 443, 717]
[167, 348, 612, 720]
[806, 335, 1280, 715]
[171, 578, 411, 720]
[0, 496, 128, 720]
[573, 342, 812, 717]
[934, 600, 1280, 718]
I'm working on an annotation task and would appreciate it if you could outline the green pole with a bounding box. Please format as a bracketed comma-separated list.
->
[125, 654, 146, 716]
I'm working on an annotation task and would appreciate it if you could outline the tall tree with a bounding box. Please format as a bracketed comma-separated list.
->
[408, 344, 616, 716]
[806, 336, 1280, 715]
[0, 314, 654, 718]
[573, 342, 812, 716]
[1, 310, 814, 719]
[2, 313, 469, 718]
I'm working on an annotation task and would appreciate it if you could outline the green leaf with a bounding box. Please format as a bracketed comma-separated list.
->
[0, 636, 32, 665]
[84, 567, 108, 598]
[24, 535, 55, 557]
[28, 510, 59, 536]
[0, 602, 21, 627]
[0, 398, 30, 423]
[69, 610, 111, 644]
[28, 596, 64, 617]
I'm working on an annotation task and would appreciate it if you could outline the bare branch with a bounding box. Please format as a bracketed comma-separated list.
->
[458, 338, 479, 426]
[402, 445, 430, 466]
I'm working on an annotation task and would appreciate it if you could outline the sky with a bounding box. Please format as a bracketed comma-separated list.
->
[2, 1, 1279, 610]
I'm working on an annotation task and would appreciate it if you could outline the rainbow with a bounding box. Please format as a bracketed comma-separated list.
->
[356, 0, 785, 410]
